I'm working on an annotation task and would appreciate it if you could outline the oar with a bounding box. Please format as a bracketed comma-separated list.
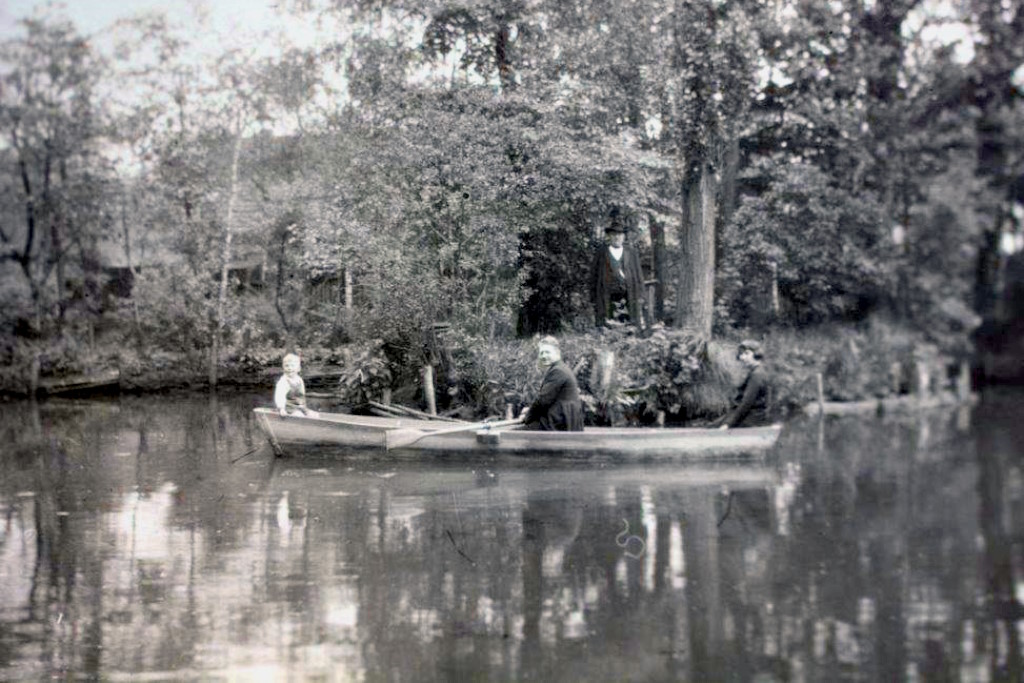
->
[384, 417, 524, 452]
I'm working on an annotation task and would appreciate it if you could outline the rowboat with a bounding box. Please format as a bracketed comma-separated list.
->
[252, 407, 782, 459]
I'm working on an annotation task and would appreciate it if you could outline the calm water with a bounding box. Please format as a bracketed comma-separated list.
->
[0, 391, 1021, 682]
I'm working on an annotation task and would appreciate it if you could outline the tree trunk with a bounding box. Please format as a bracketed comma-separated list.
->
[209, 122, 244, 388]
[674, 162, 717, 337]
[494, 24, 514, 92]
[719, 135, 739, 231]
[13, 144, 43, 329]
[121, 192, 141, 334]
[43, 153, 66, 324]
[649, 213, 667, 322]
[344, 268, 353, 310]
[273, 228, 291, 335]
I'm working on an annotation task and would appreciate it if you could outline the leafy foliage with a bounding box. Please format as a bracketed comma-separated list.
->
[334, 339, 394, 405]
[720, 160, 894, 326]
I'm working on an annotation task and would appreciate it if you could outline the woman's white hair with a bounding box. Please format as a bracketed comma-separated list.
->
[537, 335, 560, 348]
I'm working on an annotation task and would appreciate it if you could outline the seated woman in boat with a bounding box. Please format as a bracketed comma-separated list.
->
[520, 336, 584, 432]
[715, 340, 769, 429]
[275, 353, 315, 417]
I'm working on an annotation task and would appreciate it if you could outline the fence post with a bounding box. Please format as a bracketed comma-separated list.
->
[423, 365, 437, 416]
[956, 361, 971, 402]
[816, 372, 824, 417]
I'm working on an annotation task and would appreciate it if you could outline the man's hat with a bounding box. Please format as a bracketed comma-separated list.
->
[606, 206, 626, 233]
[738, 339, 764, 359]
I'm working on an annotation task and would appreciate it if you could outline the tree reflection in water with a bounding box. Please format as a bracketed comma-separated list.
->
[0, 391, 1021, 681]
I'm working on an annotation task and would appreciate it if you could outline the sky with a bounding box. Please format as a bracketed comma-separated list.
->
[1, 0, 276, 39]
[0, 0, 329, 58]
[0, 1, 358, 135]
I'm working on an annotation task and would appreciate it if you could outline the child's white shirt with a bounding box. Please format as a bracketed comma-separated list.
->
[275, 374, 304, 411]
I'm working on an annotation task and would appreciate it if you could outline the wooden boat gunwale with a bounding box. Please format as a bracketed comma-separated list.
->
[253, 407, 782, 459]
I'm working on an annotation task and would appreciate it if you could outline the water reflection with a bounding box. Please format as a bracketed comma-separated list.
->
[0, 391, 1021, 680]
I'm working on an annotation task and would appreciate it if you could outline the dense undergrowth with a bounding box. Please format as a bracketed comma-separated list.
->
[0, 313, 967, 427]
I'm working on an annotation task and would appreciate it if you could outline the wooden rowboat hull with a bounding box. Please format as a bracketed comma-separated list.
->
[253, 408, 782, 459]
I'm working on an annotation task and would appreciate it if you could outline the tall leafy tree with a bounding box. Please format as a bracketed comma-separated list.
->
[666, 0, 760, 336]
[0, 18, 107, 329]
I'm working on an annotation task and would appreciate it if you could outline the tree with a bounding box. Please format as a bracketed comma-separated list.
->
[0, 17, 107, 331]
[667, 0, 759, 337]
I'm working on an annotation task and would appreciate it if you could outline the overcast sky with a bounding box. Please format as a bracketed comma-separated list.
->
[1, 1, 276, 36]
[0, 1, 325, 57]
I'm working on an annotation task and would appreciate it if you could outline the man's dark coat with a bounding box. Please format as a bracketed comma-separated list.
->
[591, 243, 645, 327]
[524, 360, 584, 432]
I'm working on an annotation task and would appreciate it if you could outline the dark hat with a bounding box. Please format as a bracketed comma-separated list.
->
[606, 206, 626, 233]
[738, 339, 764, 359]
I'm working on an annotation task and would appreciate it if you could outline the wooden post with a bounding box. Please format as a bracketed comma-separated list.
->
[956, 361, 971, 402]
[769, 261, 779, 316]
[423, 365, 437, 416]
[817, 409, 825, 454]
[381, 388, 392, 406]
[913, 360, 930, 401]
[30, 353, 41, 397]
[645, 280, 658, 325]
[343, 268, 353, 311]
[594, 350, 616, 402]
[816, 372, 824, 417]
[890, 361, 902, 395]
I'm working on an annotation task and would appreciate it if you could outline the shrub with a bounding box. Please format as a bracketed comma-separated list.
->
[334, 339, 394, 406]
[440, 328, 736, 425]
[719, 160, 894, 327]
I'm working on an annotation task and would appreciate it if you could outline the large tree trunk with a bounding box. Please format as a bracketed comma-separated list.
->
[674, 162, 717, 337]
[209, 124, 244, 388]
[12, 144, 43, 328]
[719, 135, 739, 231]
[649, 213, 667, 322]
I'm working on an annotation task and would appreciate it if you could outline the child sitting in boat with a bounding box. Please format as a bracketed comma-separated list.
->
[275, 353, 314, 417]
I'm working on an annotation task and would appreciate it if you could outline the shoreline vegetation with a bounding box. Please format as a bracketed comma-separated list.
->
[1, 317, 983, 426]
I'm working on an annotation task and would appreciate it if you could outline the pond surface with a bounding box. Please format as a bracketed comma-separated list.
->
[0, 390, 1021, 681]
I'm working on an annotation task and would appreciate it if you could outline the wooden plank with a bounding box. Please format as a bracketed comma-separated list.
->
[38, 368, 120, 395]
[368, 400, 463, 422]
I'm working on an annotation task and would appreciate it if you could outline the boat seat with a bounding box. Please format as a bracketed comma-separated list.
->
[476, 430, 501, 445]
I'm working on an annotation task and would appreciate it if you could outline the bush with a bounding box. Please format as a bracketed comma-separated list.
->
[333, 339, 394, 406]
[719, 160, 894, 327]
[440, 327, 737, 425]
[755, 317, 957, 407]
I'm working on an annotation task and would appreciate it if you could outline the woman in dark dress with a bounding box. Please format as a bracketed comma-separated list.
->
[715, 340, 770, 429]
[521, 336, 584, 432]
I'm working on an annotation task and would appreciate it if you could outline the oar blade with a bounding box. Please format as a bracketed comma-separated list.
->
[384, 428, 429, 452]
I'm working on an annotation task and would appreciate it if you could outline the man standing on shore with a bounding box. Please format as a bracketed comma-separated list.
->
[591, 214, 645, 328]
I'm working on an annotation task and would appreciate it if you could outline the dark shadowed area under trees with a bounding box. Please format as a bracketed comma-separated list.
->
[1, 0, 1023, 416]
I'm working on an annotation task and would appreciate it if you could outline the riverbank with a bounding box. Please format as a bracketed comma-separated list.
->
[1, 319, 984, 426]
